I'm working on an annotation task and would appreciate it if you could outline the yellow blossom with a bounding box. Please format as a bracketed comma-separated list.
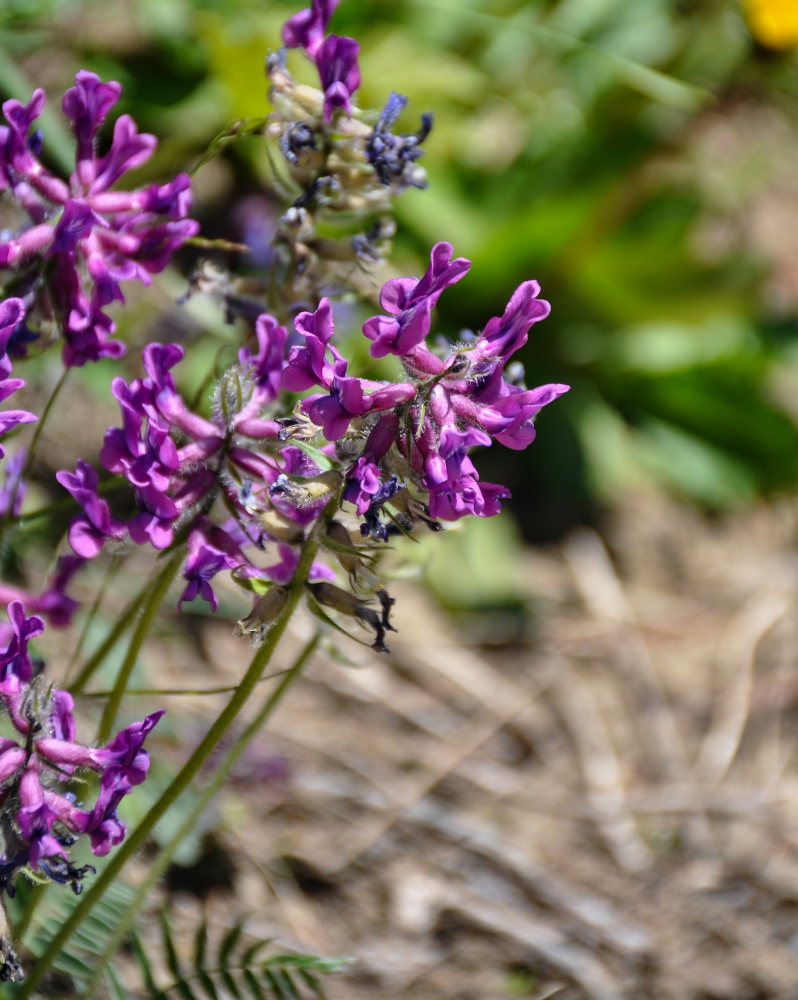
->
[746, 0, 798, 49]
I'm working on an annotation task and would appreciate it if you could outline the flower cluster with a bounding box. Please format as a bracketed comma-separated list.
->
[293, 241, 569, 526]
[0, 602, 162, 895]
[258, 0, 432, 306]
[56, 237, 565, 649]
[0, 71, 198, 367]
[57, 319, 339, 613]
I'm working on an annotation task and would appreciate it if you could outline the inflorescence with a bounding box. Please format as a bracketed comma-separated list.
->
[0, 0, 569, 920]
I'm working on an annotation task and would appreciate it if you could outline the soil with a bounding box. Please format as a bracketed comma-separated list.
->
[78, 487, 798, 1000]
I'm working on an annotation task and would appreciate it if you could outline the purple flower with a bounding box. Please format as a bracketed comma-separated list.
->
[0, 602, 162, 893]
[316, 35, 361, 122]
[56, 459, 127, 558]
[363, 242, 471, 358]
[282, 0, 339, 56]
[0, 71, 198, 366]
[282, 298, 346, 391]
[17, 770, 67, 868]
[0, 554, 83, 628]
[0, 449, 27, 517]
[302, 375, 416, 440]
[469, 280, 551, 365]
[87, 710, 165, 785]
[0, 298, 36, 457]
[366, 92, 433, 191]
[178, 521, 246, 611]
[0, 601, 44, 706]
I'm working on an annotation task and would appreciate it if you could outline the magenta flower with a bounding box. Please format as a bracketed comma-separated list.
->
[282, 0, 339, 56]
[0, 71, 198, 366]
[362, 242, 471, 358]
[0, 298, 36, 458]
[316, 34, 361, 122]
[0, 602, 164, 892]
[55, 459, 127, 558]
[0, 554, 84, 627]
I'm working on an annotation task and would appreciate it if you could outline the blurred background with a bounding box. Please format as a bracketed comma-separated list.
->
[5, 3, 798, 998]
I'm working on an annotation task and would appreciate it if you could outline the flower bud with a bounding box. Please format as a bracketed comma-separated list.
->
[235, 586, 289, 644]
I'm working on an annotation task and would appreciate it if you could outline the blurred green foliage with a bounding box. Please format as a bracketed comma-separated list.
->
[4, 0, 798, 540]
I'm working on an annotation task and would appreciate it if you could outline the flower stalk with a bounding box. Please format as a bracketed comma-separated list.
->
[16, 495, 338, 997]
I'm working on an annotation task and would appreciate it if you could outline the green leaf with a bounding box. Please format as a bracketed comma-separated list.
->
[282, 439, 334, 472]
[263, 969, 287, 1000]
[243, 968, 267, 1000]
[220, 968, 243, 999]
[105, 962, 129, 1000]
[198, 970, 221, 1000]
[274, 969, 301, 1000]
[130, 927, 167, 999]
[194, 920, 209, 976]
[218, 920, 245, 969]
[160, 911, 190, 998]
[297, 970, 324, 998]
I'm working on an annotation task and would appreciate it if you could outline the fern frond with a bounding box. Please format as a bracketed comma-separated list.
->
[135, 914, 347, 1000]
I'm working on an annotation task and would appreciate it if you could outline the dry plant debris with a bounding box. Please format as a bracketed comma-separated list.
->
[126, 489, 798, 1000]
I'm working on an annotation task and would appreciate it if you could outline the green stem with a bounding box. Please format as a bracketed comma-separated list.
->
[10, 882, 48, 947]
[96, 552, 183, 744]
[68, 567, 165, 696]
[18, 496, 335, 998]
[64, 557, 122, 684]
[82, 631, 321, 998]
[78, 668, 291, 698]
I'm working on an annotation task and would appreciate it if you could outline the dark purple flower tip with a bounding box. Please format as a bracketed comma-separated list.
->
[343, 456, 383, 514]
[239, 312, 288, 404]
[474, 280, 551, 361]
[139, 174, 193, 219]
[178, 523, 245, 611]
[2, 89, 45, 147]
[50, 198, 104, 254]
[62, 71, 122, 176]
[316, 35, 361, 122]
[0, 600, 44, 694]
[90, 114, 157, 193]
[89, 710, 165, 784]
[282, 0, 339, 54]
[0, 298, 26, 355]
